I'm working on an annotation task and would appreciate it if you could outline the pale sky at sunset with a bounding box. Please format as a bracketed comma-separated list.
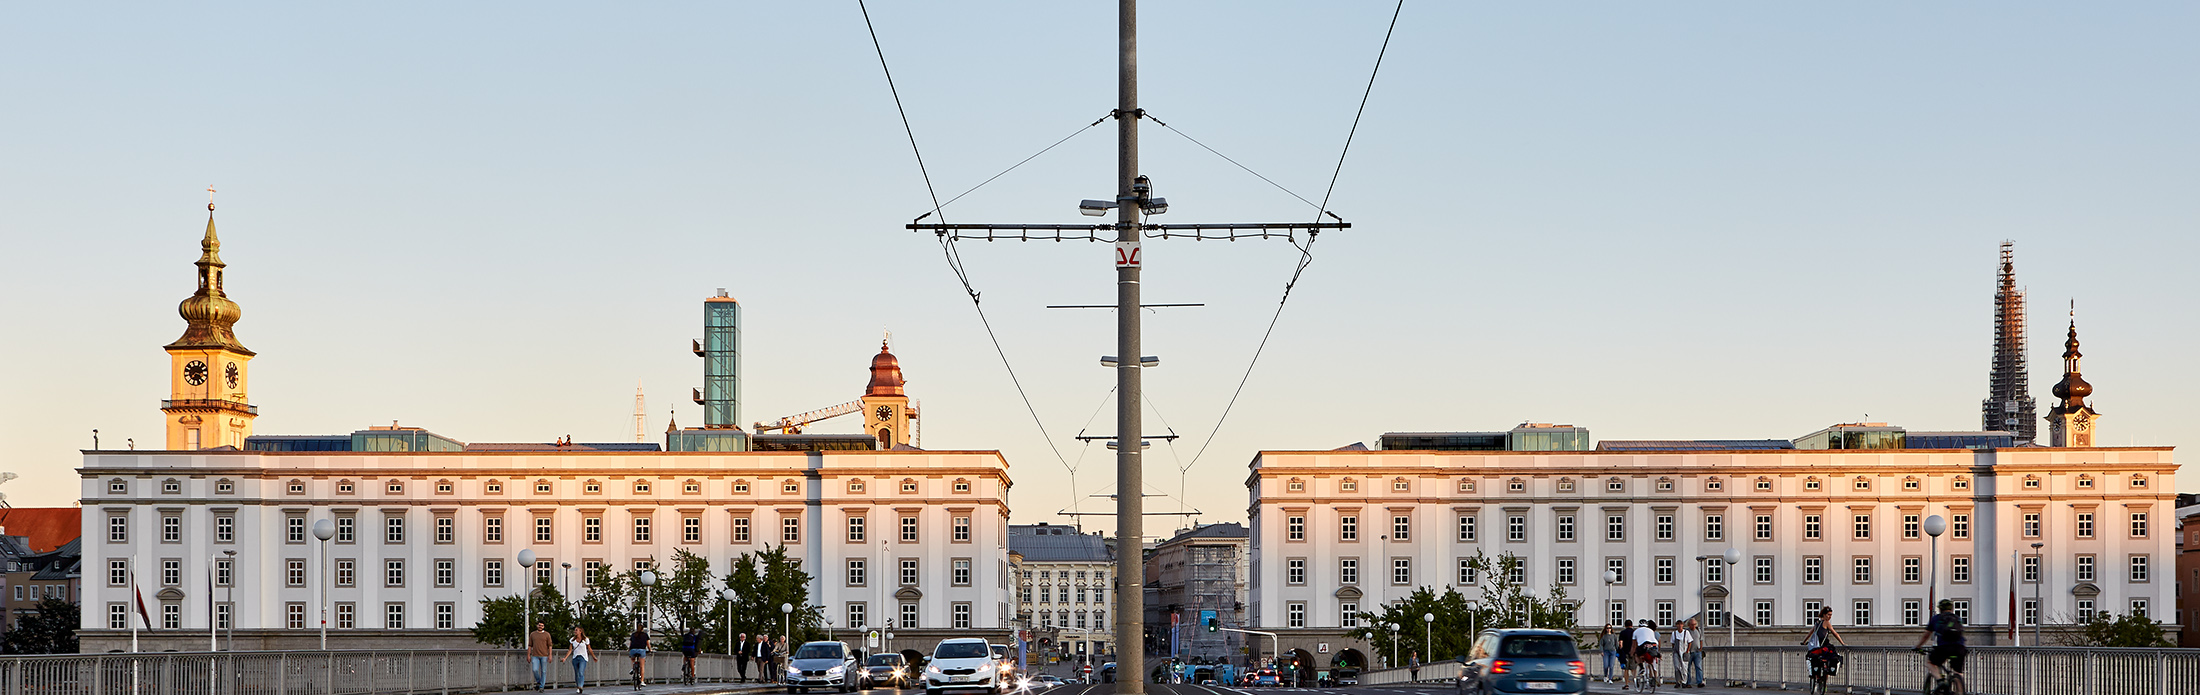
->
[5, 3, 2195, 528]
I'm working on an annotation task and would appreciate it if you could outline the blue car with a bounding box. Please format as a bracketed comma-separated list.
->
[1457, 629, 1586, 695]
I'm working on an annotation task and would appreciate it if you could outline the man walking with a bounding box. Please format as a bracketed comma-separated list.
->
[754, 633, 778, 685]
[527, 621, 554, 691]
[735, 632, 751, 682]
[1667, 620, 1692, 687]
[1683, 620, 1705, 688]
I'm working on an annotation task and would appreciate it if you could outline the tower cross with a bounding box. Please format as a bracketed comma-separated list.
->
[206, 185, 217, 209]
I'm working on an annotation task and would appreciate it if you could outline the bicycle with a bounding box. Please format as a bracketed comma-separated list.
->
[630, 657, 645, 691]
[1914, 647, 1965, 695]
[1633, 657, 1660, 694]
[1805, 648, 1840, 695]
[681, 655, 697, 685]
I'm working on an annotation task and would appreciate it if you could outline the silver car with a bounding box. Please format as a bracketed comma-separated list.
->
[786, 641, 867, 693]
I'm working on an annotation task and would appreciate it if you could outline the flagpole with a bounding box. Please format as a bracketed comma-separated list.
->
[209, 555, 218, 651]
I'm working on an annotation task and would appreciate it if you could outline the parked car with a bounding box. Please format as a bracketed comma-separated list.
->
[924, 638, 1006, 695]
[865, 653, 910, 689]
[786, 641, 867, 693]
[1457, 629, 1587, 695]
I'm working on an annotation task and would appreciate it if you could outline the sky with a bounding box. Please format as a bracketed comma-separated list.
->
[3, 3, 2195, 529]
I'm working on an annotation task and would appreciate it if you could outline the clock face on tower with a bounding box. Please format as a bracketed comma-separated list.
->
[224, 362, 239, 388]
[184, 360, 209, 386]
[875, 405, 893, 422]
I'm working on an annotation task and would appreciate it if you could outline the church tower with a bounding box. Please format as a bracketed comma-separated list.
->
[2043, 309, 2099, 447]
[859, 338, 918, 449]
[162, 199, 257, 450]
[1982, 242, 2039, 442]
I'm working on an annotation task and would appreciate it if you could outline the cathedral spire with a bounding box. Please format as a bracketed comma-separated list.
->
[1982, 241, 2037, 442]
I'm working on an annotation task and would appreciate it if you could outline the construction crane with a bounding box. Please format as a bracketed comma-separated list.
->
[754, 400, 864, 435]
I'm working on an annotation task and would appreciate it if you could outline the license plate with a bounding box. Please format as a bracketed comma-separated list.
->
[1523, 682, 1559, 691]
[952, 676, 971, 682]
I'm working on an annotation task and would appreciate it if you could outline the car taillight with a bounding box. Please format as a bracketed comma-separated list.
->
[1489, 660, 1512, 674]
[1568, 661, 1586, 676]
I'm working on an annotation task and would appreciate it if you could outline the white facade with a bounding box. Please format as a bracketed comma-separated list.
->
[1248, 447, 2178, 640]
[80, 448, 1013, 648]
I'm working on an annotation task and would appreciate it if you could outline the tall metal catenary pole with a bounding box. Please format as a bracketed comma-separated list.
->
[1114, 1, 1145, 693]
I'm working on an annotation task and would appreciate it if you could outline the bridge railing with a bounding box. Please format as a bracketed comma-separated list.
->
[1357, 646, 2200, 695]
[0, 649, 754, 694]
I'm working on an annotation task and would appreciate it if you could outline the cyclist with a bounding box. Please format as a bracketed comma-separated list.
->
[1913, 600, 1966, 694]
[1802, 606, 1846, 683]
[679, 627, 702, 683]
[627, 624, 651, 686]
[1631, 618, 1661, 690]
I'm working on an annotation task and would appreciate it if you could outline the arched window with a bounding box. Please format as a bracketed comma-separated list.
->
[1458, 479, 1475, 493]
[849, 479, 866, 493]
[1755, 477, 1773, 491]
[2129, 474, 2148, 489]
[2022, 475, 2041, 489]
[952, 479, 972, 493]
[900, 479, 918, 493]
[1607, 478, 1625, 492]
[1340, 478, 1358, 492]
[683, 479, 701, 494]
[633, 479, 652, 494]
[435, 479, 454, 494]
[1556, 478, 1575, 492]
[2075, 475, 2094, 489]
[108, 478, 128, 495]
[336, 479, 355, 494]
[1286, 478, 1305, 492]
[1951, 476, 1969, 490]
[535, 479, 553, 494]
[1902, 476, 1920, 491]
[584, 480, 603, 494]
[1507, 478, 1526, 493]
[1852, 477, 1871, 491]
[1392, 477, 1411, 492]
[1705, 478, 1724, 491]
[1803, 477, 1822, 491]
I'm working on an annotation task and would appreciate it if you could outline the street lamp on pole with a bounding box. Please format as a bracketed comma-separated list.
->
[562, 562, 573, 600]
[722, 588, 740, 657]
[311, 519, 335, 650]
[782, 602, 795, 651]
[1602, 570, 1618, 629]
[639, 570, 658, 638]
[1422, 613, 1433, 663]
[519, 549, 538, 643]
[1722, 548, 1742, 647]
[1387, 622, 1399, 670]
[1924, 515, 1947, 614]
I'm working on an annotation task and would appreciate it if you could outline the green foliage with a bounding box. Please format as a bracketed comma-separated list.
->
[2072, 611, 2173, 647]
[471, 578, 575, 648]
[480, 544, 823, 654]
[1343, 552, 1575, 667]
[2, 599, 78, 654]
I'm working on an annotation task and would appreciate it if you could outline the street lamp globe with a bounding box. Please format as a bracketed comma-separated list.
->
[311, 519, 335, 542]
[723, 588, 739, 601]
[1722, 548, 1742, 566]
[1923, 515, 1947, 538]
[639, 570, 656, 587]
[518, 549, 537, 572]
[782, 603, 794, 615]
[1603, 570, 1617, 584]
[1423, 613, 1434, 624]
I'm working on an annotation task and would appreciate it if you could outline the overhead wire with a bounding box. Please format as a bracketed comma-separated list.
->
[858, 0, 1075, 485]
[1184, 0, 1406, 469]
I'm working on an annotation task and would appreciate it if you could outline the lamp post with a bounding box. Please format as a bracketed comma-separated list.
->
[639, 570, 658, 638]
[1924, 515, 1947, 614]
[2030, 542, 2044, 646]
[311, 519, 335, 650]
[1722, 548, 1742, 647]
[1387, 622, 1398, 670]
[1421, 613, 1433, 664]
[782, 602, 795, 650]
[222, 549, 237, 651]
[1602, 570, 1618, 629]
[723, 588, 740, 657]
[519, 549, 537, 643]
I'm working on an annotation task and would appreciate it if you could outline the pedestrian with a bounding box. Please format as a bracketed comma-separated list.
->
[528, 621, 555, 691]
[1630, 619, 1659, 689]
[1684, 619, 1705, 689]
[1618, 620, 1636, 689]
[735, 632, 751, 682]
[628, 624, 652, 686]
[566, 626, 594, 694]
[1407, 651, 1420, 682]
[755, 633, 778, 684]
[1667, 619, 1693, 688]
[1598, 625, 1619, 683]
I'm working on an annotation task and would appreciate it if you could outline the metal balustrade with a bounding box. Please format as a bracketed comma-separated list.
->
[0, 650, 755, 694]
[1355, 646, 2200, 695]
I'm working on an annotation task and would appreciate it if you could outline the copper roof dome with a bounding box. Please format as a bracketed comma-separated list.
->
[865, 340, 906, 397]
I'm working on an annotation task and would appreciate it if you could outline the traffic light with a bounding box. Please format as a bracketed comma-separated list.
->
[1205, 617, 1218, 633]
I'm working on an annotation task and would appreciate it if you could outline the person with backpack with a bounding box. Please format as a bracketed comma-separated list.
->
[1803, 606, 1847, 680]
[1912, 600, 1966, 694]
[680, 627, 703, 682]
[1630, 619, 1660, 689]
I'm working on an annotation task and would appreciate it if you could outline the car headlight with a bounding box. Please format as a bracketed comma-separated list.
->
[788, 666, 802, 675]
[828, 666, 845, 675]
[927, 665, 943, 675]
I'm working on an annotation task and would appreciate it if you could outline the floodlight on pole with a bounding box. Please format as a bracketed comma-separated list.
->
[1098, 356, 1160, 368]
[1079, 200, 1117, 217]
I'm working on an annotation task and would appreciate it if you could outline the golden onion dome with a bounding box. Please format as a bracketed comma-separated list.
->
[165, 207, 254, 355]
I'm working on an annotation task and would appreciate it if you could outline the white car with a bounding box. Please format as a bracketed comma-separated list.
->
[924, 638, 1006, 695]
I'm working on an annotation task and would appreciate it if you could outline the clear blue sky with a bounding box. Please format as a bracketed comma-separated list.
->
[4, 3, 2195, 526]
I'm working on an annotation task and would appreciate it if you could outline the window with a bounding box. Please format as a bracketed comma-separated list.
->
[1803, 477, 1821, 491]
[2129, 555, 2149, 582]
[1804, 514, 1821, 540]
[1507, 515, 1526, 541]
[1756, 600, 1775, 627]
[1952, 476, 1969, 490]
[1705, 558, 1724, 584]
[1952, 513, 1970, 539]
[286, 559, 306, 587]
[900, 479, 917, 493]
[2077, 599, 2095, 621]
[585, 517, 603, 542]
[952, 479, 970, 493]
[1341, 602, 1360, 628]
[1286, 478, 1306, 492]
[1706, 478, 1724, 492]
[848, 559, 867, 587]
[1853, 600, 1873, 626]
[1756, 477, 1773, 491]
[1340, 515, 1359, 541]
[1287, 602, 1307, 628]
[1656, 601, 1675, 624]
[1609, 601, 1627, 626]
[436, 480, 453, 494]
[1904, 599, 1922, 626]
[2076, 555, 2095, 582]
[1556, 514, 1575, 541]
[161, 606, 182, 629]
[1459, 478, 1476, 493]
[847, 603, 867, 629]
[2076, 474, 2095, 489]
[216, 558, 234, 587]
[1952, 600, 1970, 624]
[2023, 599, 2039, 626]
[436, 603, 456, 629]
[1854, 477, 1870, 491]
[1852, 513, 1871, 540]
[1608, 557, 1626, 585]
[783, 516, 801, 543]
[783, 479, 800, 494]
[436, 559, 455, 587]
[1903, 477, 1920, 491]
[1952, 556, 1971, 583]
[1705, 514, 1723, 541]
[2023, 512, 2041, 538]
[2130, 512, 2149, 538]
[162, 559, 181, 586]
[385, 559, 405, 587]
[2023, 555, 2040, 582]
[584, 561, 603, 585]
[630, 479, 651, 494]
[1391, 515, 1411, 540]
[1608, 514, 1626, 541]
[731, 479, 749, 494]
[1507, 478, 1525, 492]
[288, 480, 305, 494]
[1556, 557, 1576, 584]
[536, 517, 553, 543]
[1803, 557, 1822, 584]
[1802, 601, 1822, 624]
[336, 480, 356, 494]
[101, 604, 121, 628]
[386, 480, 403, 494]
[336, 559, 356, 587]
[2076, 512, 2095, 538]
[902, 603, 919, 629]
[2022, 475, 2040, 489]
[1904, 514, 1921, 540]
[2130, 599, 2149, 618]
[1340, 558, 1359, 585]
[484, 516, 503, 543]
[1286, 559, 1306, 584]
[683, 516, 702, 543]
[1704, 601, 1722, 627]
[952, 603, 972, 630]
[1393, 477, 1410, 492]
[1851, 557, 1871, 583]
[385, 516, 405, 544]
[1903, 557, 1921, 583]
[486, 480, 504, 494]
[1655, 514, 1674, 541]
[848, 516, 866, 542]
[162, 515, 181, 542]
[1608, 478, 1625, 492]
[1755, 557, 1774, 584]
[1557, 478, 1575, 493]
[109, 479, 128, 494]
[287, 603, 306, 629]
[1392, 558, 1412, 585]
[1755, 514, 1773, 540]
[901, 559, 918, 586]
[1456, 515, 1475, 541]
[1286, 515, 1305, 541]
[952, 559, 971, 586]
[337, 516, 356, 543]
[1340, 478, 1358, 492]
[386, 603, 406, 629]
[2129, 474, 2148, 489]
[436, 517, 455, 544]
[629, 516, 651, 543]
[286, 516, 304, 543]
[849, 479, 865, 494]
[953, 516, 971, 541]
[218, 603, 232, 629]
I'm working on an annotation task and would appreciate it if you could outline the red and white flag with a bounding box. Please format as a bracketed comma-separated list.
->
[2006, 551, 2018, 642]
[133, 574, 153, 629]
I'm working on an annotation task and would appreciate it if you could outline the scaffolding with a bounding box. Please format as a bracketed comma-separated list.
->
[1982, 241, 2038, 443]
[1182, 544, 1242, 664]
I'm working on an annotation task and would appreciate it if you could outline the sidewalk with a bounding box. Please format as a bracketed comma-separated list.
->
[1583, 678, 1783, 695]
[536, 681, 783, 694]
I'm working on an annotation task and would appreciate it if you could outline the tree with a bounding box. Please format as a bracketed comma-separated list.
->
[2068, 611, 2173, 647]
[1, 599, 78, 654]
[725, 545, 824, 646]
[472, 578, 575, 647]
[1342, 552, 1576, 668]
